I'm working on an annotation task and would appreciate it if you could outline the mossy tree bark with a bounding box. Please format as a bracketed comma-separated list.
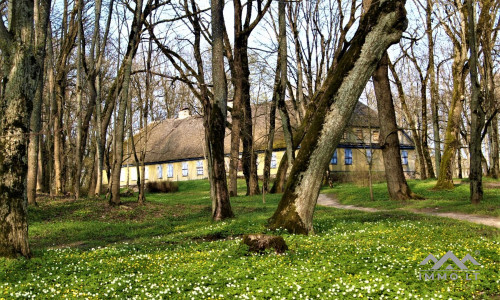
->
[373, 53, 415, 200]
[435, 48, 467, 189]
[0, 0, 46, 258]
[434, 0, 468, 190]
[268, 0, 407, 234]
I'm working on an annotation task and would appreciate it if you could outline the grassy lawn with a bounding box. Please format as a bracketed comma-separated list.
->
[322, 178, 500, 217]
[0, 180, 498, 299]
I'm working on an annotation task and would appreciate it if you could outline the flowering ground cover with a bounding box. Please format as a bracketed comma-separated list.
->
[0, 180, 498, 299]
[323, 178, 500, 217]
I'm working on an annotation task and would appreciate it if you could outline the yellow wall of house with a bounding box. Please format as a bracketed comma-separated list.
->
[102, 148, 416, 186]
[102, 159, 209, 186]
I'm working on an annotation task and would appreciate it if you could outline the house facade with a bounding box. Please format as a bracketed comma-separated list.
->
[102, 102, 416, 186]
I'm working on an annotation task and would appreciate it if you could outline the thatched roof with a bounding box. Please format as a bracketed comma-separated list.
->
[125, 101, 380, 164]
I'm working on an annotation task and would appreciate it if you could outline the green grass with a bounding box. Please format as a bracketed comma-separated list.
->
[0, 180, 499, 299]
[322, 178, 500, 217]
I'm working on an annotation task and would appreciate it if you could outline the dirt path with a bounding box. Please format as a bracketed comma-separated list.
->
[317, 193, 500, 229]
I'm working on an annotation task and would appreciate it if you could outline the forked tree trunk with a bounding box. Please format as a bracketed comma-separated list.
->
[373, 53, 415, 200]
[268, 0, 407, 234]
[0, 0, 43, 258]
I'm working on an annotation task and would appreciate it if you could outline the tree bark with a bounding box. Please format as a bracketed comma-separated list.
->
[389, 61, 427, 180]
[268, 0, 407, 234]
[0, 0, 42, 258]
[108, 0, 149, 206]
[467, 0, 484, 204]
[435, 46, 467, 189]
[27, 0, 51, 205]
[373, 53, 415, 200]
[209, 0, 234, 219]
[425, 0, 441, 176]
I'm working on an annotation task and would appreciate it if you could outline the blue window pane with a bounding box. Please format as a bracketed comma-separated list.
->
[345, 149, 352, 165]
[330, 149, 337, 165]
[402, 150, 408, 165]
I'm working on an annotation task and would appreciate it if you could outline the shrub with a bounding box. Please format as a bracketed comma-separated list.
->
[145, 180, 179, 193]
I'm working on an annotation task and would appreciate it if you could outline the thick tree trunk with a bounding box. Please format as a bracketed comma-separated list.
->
[467, 0, 484, 204]
[209, 0, 233, 219]
[0, 0, 42, 258]
[373, 53, 414, 200]
[268, 0, 407, 234]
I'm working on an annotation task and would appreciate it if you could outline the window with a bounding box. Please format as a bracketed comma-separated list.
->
[271, 153, 277, 169]
[366, 149, 372, 164]
[144, 166, 149, 180]
[120, 169, 125, 182]
[157, 165, 163, 179]
[356, 129, 363, 141]
[197, 160, 204, 175]
[182, 162, 188, 177]
[330, 149, 337, 165]
[372, 130, 379, 143]
[131, 168, 137, 181]
[344, 149, 352, 165]
[402, 150, 408, 165]
[167, 164, 173, 178]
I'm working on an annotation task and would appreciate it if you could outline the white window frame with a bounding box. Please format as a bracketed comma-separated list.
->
[167, 164, 173, 178]
[271, 153, 277, 169]
[197, 160, 204, 175]
[157, 165, 163, 179]
[182, 162, 189, 177]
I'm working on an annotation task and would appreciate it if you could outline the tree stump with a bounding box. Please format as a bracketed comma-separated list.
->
[242, 234, 288, 254]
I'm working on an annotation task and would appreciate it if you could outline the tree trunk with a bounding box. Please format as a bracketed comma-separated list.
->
[388, 61, 427, 180]
[0, 0, 44, 258]
[426, 0, 441, 176]
[373, 53, 415, 200]
[263, 64, 280, 193]
[74, 0, 84, 199]
[108, 0, 147, 206]
[467, 0, 484, 204]
[435, 45, 467, 189]
[209, 0, 233, 219]
[268, 0, 407, 234]
[27, 0, 51, 205]
[277, 0, 294, 168]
